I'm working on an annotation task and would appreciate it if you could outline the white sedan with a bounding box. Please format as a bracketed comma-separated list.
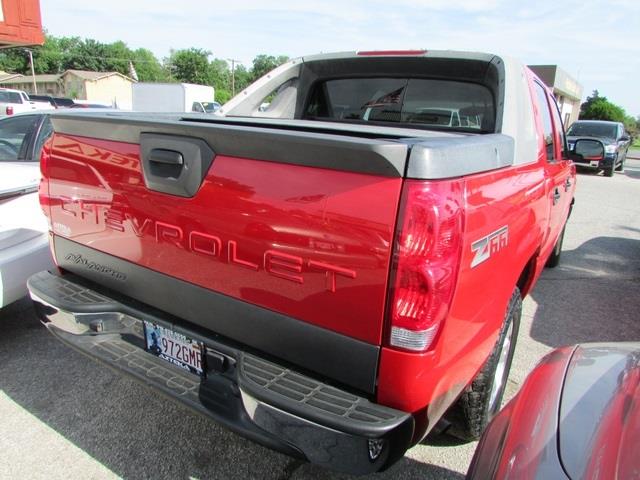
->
[0, 113, 55, 308]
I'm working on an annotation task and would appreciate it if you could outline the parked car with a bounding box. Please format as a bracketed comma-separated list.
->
[29, 95, 75, 109]
[468, 342, 640, 480]
[69, 102, 113, 109]
[567, 120, 630, 176]
[0, 87, 55, 117]
[200, 101, 221, 113]
[0, 112, 55, 307]
[28, 50, 577, 474]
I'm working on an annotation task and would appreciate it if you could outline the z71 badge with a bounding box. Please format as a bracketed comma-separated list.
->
[471, 226, 508, 268]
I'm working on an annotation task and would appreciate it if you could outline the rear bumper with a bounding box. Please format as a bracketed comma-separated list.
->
[27, 270, 414, 475]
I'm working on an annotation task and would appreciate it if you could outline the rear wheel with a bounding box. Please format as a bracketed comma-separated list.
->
[445, 288, 522, 441]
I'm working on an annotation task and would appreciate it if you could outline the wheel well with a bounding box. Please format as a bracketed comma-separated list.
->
[516, 254, 537, 297]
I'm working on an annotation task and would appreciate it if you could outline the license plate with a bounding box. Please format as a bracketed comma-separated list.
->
[143, 321, 205, 376]
[590, 160, 599, 167]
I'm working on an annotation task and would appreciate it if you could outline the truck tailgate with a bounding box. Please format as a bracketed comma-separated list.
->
[43, 114, 407, 392]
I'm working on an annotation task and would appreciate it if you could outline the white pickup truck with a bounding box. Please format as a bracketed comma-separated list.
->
[0, 88, 54, 116]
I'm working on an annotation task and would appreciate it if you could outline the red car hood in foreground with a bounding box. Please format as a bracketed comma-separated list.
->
[467, 342, 640, 480]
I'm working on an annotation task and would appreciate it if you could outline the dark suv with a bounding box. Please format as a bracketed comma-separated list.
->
[566, 120, 630, 176]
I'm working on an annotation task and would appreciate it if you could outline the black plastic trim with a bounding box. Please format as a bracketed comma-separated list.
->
[49, 112, 407, 177]
[140, 133, 214, 197]
[238, 353, 411, 437]
[54, 235, 380, 394]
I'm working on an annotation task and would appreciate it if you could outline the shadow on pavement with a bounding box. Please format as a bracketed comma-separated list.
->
[529, 236, 640, 348]
[624, 168, 640, 180]
[0, 297, 464, 480]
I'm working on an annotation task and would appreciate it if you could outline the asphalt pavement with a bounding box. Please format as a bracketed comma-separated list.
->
[2, 158, 640, 480]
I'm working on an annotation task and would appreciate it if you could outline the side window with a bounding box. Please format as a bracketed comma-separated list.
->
[533, 82, 556, 161]
[192, 102, 205, 113]
[0, 114, 40, 161]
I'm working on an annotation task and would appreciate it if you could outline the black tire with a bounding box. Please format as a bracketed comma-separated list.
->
[445, 288, 521, 442]
[604, 164, 615, 177]
[545, 225, 565, 268]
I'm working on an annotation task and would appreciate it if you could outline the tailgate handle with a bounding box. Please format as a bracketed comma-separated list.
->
[140, 133, 215, 198]
[149, 149, 184, 166]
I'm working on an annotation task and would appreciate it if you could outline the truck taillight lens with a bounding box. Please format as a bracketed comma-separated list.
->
[388, 180, 464, 352]
[6, 106, 13, 115]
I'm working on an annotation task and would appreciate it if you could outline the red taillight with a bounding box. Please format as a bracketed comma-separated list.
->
[357, 50, 427, 56]
[6, 105, 14, 115]
[388, 180, 464, 352]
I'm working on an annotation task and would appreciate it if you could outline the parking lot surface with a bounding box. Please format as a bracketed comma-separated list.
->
[2, 158, 640, 480]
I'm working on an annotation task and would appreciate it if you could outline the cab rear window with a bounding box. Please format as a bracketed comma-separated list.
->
[305, 78, 495, 132]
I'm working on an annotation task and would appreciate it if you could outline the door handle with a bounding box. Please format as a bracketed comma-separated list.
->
[553, 188, 561, 205]
[564, 177, 572, 192]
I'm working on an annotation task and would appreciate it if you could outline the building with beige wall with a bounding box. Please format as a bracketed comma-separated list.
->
[0, 70, 135, 108]
[529, 65, 583, 128]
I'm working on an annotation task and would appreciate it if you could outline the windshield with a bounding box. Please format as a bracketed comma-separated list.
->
[304, 77, 494, 132]
[202, 102, 220, 113]
[567, 122, 617, 139]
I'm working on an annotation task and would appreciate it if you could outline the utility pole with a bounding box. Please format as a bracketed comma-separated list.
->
[227, 58, 242, 97]
[25, 49, 37, 94]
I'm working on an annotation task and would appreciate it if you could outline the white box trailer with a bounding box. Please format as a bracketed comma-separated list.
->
[132, 83, 215, 113]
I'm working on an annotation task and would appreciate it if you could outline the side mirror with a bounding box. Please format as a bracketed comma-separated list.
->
[568, 138, 605, 162]
[620, 134, 630, 142]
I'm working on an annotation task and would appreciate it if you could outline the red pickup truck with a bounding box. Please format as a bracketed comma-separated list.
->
[28, 50, 576, 474]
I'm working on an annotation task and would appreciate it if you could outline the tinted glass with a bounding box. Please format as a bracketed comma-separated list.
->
[566, 122, 618, 139]
[305, 78, 494, 132]
[0, 115, 40, 161]
[0, 91, 23, 103]
[54, 98, 75, 107]
[533, 82, 555, 161]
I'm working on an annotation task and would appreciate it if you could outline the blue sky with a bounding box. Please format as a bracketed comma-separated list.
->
[41, 0, 640, 116]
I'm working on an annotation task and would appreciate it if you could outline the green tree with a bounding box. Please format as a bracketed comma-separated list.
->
[250, 54, 289, 82]
[166, 48, 212, 84]
[0, 45, 31, 73]
[31, 34, 64, 73]
[233, 64, 251, 93]
[130, 48, 167, 82]
[209, 57, 231, 99]
[579, 90, 627, 123]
